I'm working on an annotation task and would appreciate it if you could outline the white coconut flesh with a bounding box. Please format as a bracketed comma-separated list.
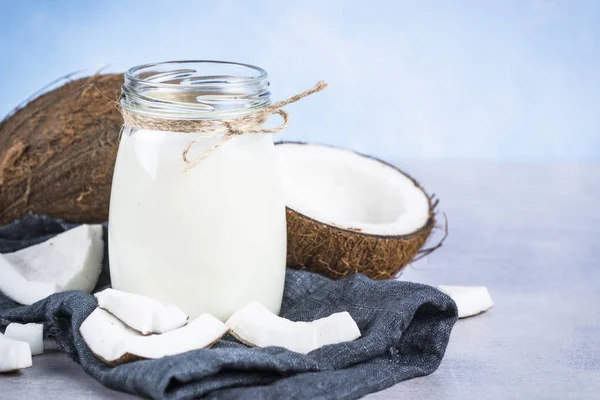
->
[80, 308, 228, 365]
[437, 285, 494, 318]
[226, 301, 361, 354]
[0, 253, 60, 305]
[95, 289, 188, 335]
[4, 323, 44, 355]
[4, 224, 104, 294]
[0, 333, 32, 372]
[276, 143, 430, 236]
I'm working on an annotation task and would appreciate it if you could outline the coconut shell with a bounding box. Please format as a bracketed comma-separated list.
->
[285, 168, 440, 280]
[0, 74, 123, 226]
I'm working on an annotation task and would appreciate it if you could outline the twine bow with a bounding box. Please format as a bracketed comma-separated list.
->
[120, 81, 327, 171]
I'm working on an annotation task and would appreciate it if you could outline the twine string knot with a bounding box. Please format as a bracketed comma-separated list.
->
[120, 81, 327, 171]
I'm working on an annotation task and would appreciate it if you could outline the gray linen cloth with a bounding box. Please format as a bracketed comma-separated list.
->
[0, 215, 457, 399]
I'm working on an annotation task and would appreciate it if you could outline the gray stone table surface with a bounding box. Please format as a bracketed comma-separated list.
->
[1, 163, 599, 399]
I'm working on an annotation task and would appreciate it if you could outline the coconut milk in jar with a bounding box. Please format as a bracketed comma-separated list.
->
[108, 61, 287, 320]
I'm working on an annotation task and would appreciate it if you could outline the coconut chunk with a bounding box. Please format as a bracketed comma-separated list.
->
[0, 254, 60, 305]
[437, 285, 494, 318]
[4, 225, 103, 296]
[4, 323, 44, 355]
[0, 333, 32, 372]
[80, 308, 228, 365]
[95, 289, 188, 335]
[226, 301, 361, 354]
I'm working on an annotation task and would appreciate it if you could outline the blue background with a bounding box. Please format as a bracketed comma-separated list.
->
[1, 0, 599, 162]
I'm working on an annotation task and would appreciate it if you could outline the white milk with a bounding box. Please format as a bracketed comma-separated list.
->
[108, 129, 287, 320]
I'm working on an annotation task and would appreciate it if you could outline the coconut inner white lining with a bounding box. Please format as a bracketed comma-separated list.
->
[276, 144, 430, 236]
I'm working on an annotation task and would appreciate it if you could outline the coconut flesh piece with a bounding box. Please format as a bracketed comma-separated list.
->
[0, 224, 104, 305]
[276, 143, 430, 236]
[226, 301, 361, 354]
[0, 332, 32, 372]
[437, 285, 494, 318]
[4, 323, 44, 355]
[95, 288, 188, 335]
[80, 308, 228, 365]
[0, 254, 60, 305]
[5, 224, 104, 292]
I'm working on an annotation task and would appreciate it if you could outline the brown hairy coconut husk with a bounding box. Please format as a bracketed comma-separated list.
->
[0, 73, 123, 225]
[276, 142, 445, 280]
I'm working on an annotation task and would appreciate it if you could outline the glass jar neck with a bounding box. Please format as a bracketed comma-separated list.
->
[121, 61, 271, 120]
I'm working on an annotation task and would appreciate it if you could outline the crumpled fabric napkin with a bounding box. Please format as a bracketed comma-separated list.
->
[0, 214, 457, 400]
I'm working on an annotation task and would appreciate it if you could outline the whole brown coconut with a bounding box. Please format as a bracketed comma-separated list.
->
[0, 74, 124, 225]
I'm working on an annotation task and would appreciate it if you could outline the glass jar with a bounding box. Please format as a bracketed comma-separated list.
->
[108, 61, 287, 321]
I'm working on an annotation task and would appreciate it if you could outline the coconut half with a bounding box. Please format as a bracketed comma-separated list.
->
[276, 142, 437, 279]
[95, 289, 188, 335]
[226, 301, 361, 354]
[80, 308, 228, 365]
[4, 323, 44, 355]
[0, 333, 32, 372]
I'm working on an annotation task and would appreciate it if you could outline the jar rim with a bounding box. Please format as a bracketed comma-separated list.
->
[125, 60, 268, 88]
[121, 60, 271, 120]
